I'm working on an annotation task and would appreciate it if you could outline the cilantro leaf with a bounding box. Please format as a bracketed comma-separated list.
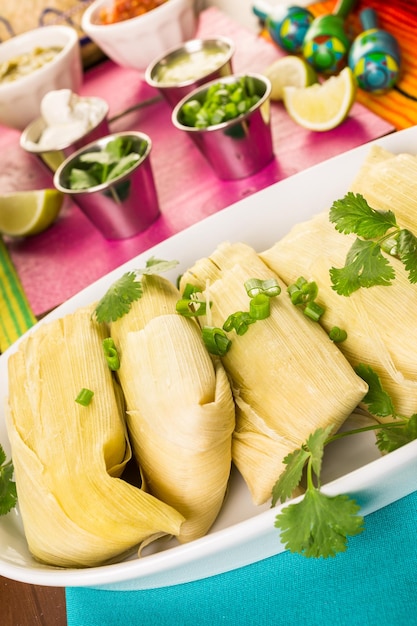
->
[94, 259, 179, 323]
[376, 414, 417, 453]
[329, 193, 397, 239]
[397, 229, 417, 284]
[140, 258, 179, 275]
[0, 444, 17, 516]
[271, 427, 334, 507]
[69, 167, 100, 190]
[94, 272, 143, 323]
[305, 426, 333, 479]
[69, 137, 141, 191]
[107, 153, 141, 181]
[355, 364, 395, 417]
[275, 489, 364, 558]
[271, 447, 310, 505]
[330, 238, 395, 296]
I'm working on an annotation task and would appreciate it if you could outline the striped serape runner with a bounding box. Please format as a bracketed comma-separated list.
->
[308, 0, 417, 130]
[0, 236, 36, 352]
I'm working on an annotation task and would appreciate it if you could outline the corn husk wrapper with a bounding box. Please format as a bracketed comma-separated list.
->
[111, 275, 235, 543]
[261, 147, 417, 418]
[6, 305, 184, 568]
[180, 242, 367, 504]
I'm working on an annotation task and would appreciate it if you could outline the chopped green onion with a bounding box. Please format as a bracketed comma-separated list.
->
[244, 278, 281, 298]
[179, 77, 261, 129]
[303, 301, 325, 322]
[249, 293, 270, 320]
[329, 326, 348, 343]
[223, 311, 255, 335]
[177, 284, 209, 317]
[103, 337, 120, 371]
[75, 388, 94, 407]
[287, 277, 318, 305]
[176, 298, 208, 317]
[181, 283, 202, 299]
[202, 326, 231, 356]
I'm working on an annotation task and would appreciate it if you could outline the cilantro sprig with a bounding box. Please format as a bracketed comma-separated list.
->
[68, 136, 142, 191]
[272, 365, 417, 558]
[0, 444, 17, 516]
[94, 257, 179, 323]
[272, 426, 364, 558]
[329, 192, 417, 296]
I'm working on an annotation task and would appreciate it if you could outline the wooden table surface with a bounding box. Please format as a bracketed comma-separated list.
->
[1, 576, 66, 625]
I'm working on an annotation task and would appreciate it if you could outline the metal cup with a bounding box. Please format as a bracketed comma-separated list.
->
[145, 37, 235, 109]
[171, 73, 274, 180]
[20, 96, 110, 173]
[53, 132, 160, 240]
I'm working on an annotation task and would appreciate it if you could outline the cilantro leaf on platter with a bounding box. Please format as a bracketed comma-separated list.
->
[376, 414, 417, 453]
[94, 272, 143, 323]
[275, 488, 364, 558]
[305, 426, 332, 478]
[94, 258, 179, 323]
[397, 229, 417, 284]
[140, 258, 179, 275]
[355, 364, 395, 417]
[271, 447, 310, 506]
[0, 444, 17, 516]
[329, 192, 397, 239]
[327, 193, 417, 295]
[330, 238, 395, 296]
[272, 366, 417, 559]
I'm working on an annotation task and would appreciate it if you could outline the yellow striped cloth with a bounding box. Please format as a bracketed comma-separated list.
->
[0, 237, 36, 352]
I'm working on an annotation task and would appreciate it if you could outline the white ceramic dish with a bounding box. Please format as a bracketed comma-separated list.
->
[0, 26, 82, 130]
[1, 127, 417, 590]
[81, 0, 197, 73]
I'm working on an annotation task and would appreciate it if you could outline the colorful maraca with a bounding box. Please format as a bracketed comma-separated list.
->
[348, 8, 401, 93]
[302, 0, 358, 75]
[252, 2, 314, 54]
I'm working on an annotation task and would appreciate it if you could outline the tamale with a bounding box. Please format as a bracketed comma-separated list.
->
[180, 242, 368, 505]
[110, 274, 235, 544]
[6, 305, 184, 568]
[349, 145, 417, 232]
[261, 147, 417, 417]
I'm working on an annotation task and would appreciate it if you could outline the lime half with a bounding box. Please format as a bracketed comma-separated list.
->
[0, 189, 64, 237]
[263, 55, 318, 101]
[283, 66, 357, 132]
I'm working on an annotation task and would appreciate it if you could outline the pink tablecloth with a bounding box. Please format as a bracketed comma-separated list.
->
[1, 7, 394, 317]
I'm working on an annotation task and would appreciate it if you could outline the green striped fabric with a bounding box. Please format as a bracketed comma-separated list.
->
[0, 237, 36, 352]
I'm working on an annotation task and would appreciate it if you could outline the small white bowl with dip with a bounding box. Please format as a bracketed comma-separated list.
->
[145, 37, 235, 108]
[20, 89, 110, 172]
[0, 25, 83, 130]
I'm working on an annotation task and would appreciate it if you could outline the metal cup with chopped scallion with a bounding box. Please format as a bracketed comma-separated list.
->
[172, 73, 274, 180]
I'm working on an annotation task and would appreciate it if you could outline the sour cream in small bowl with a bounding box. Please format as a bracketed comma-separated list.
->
[20, 89, 110, 172]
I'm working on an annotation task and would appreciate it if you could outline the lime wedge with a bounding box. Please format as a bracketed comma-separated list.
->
[263, 55, 318, 101]
[283, 66, 357, 131]
[0, 189, 64, 237]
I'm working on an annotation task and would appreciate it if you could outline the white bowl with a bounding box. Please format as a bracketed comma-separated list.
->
[81, 0, 198, 73]
[0, 26, 83, 131]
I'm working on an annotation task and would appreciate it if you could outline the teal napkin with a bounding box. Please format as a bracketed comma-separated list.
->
[66, 490, 417, 626]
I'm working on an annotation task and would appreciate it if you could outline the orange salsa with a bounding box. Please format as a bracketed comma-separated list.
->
[99, 0, 169, 24]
